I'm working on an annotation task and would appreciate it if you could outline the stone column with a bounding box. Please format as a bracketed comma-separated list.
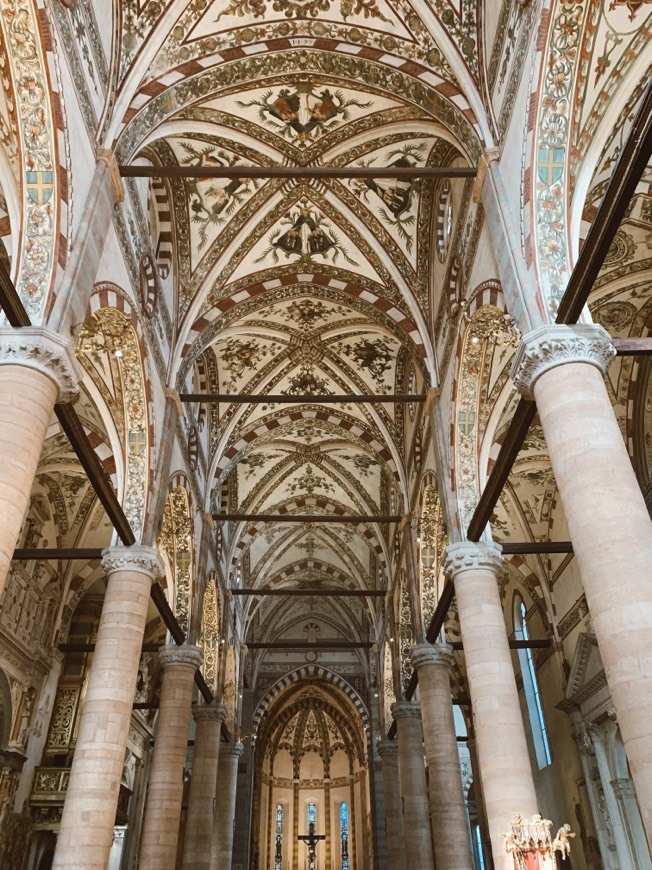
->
[511, 323, 652, 848]
[53, 546, 164, 870]
[377, 740, 405, 870]
[210, 741, 243, 870]
[182, 702, 227, 870]
[443, 542, 538, 870]
[139, 645, 203, 870]
[0, 327, 79, 596]
[411, 643, 474, 870]
[390, 701, 434, 870]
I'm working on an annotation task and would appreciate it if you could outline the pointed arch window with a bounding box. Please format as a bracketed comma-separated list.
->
[274, 803, 283, 870]
[340, 801, 350, 870]
[514, 595, 551, 768]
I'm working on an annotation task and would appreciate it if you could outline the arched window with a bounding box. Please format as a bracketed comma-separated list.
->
[274, 803, 283, 870]
[340, 801, 349, 870]
[514, 594, 551, 768]
[307, 801, 316, 828]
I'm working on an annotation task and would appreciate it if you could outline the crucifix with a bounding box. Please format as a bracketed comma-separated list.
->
[298, 822, 325, 870]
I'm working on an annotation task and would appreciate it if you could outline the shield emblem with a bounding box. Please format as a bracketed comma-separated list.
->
[537, 148, 565, 185]
[26, 170, 54, 205]
[458, 411, 476, 435]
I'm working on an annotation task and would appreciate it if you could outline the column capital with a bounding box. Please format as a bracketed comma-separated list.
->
[376, 739, 399, 758]
[101, 544, 164, 580]
[220, 740, 244, 760]
[159, 644, 203, 672]
[391, 700, 421, 722]
[0, 327, 80, 402]
[193, 701, 227, 724]
[510, 323, 615, 399]
[96, 148, 125, 204]
[411, 642, 453, 671]
[443, 541, 502, 579]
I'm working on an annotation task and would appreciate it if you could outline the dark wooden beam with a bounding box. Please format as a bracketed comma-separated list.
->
[467, 399, 537, 541]
[449, 639, 551, 651]
[180, 393, 425, 404]
[0, 258, 29, 327]
[59, 642, 161, 653]
[556, 79, 652, 325]
[500, 541, 573, 555]
[231, 587, 386, 597]
[246, 641, 373, 650]
[119, 165, 477, 181]
[14, 547, 104, 561]
[613, 337, 652, 356]
[213, 514, 403, 524]
[425, 579, 455, 644]
[55, 403, 135, 546]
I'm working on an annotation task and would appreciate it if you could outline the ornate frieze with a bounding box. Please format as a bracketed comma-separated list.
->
[442, 541, 503, 578]
[510, 324, 616, 400]
[101, 545, 164, 580]
[0, 327, 80, 401]
[410, 642, 453, 671]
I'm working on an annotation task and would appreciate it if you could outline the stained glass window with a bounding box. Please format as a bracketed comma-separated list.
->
[340, 802, 349, 870]
[274, 803, 283, 870]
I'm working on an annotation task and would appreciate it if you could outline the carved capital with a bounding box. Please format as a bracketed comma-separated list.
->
[442, 541, 503, 579]
[101, 545, 164, 581]
[96, 148, 125, 204]
[220, 740, 244, 760]
[159, 644, 203, 672]
[376, 739, 399, 758]
[193, 702, 227, 724]
[0, 327, 80, 402]
[510, 324, 615, 400]
[410, 642, 453, 671]
[390, 700, 421, 722]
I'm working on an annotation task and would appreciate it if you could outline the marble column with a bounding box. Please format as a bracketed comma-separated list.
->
[0, 327, 79, 596]
[411, 643, 473, 870]
[210, 741, 243, 870]
[377, 740, 405, 870]
[391, 701, 434, 870]
[443, 542, 538, 870]
[139, 645, 203, 870]
[182, 702, 227, 870]
[511, 323, 652, 848]
[53, 546, 164, 870]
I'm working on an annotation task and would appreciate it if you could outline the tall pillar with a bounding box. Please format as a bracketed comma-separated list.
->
[53, 546, 164, 870]
[139, 645, 202, 870]
[377, 740, 405, 870]
[390, 701, 434, 870]
[210, 741, 243, 870]
[0, 327, 79, 595]
[511, 323, 652, 847]
[182, 702, 227, 870]
[443, 542, 538, 870]
[411, 643, 474, 870]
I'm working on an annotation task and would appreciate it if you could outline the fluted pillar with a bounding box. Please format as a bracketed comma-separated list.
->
[411, 643, 473, 870]
[53, 546, 164, 870]
[210, 741, 243, 870]
[512, 323, 652, 848]
[182, 702, 227, 870]
[0, 327, 79, 596]
[139, 645, 203, 870]
[443, 542, 538, 870]
[377, 740, 404, 870]
[390, 701, 434, 870]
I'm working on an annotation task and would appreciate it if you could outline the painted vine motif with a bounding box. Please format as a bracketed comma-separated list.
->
[216, 0, 388, 23]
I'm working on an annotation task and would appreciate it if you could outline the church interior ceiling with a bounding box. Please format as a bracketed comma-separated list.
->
[0, 6, 649, 832]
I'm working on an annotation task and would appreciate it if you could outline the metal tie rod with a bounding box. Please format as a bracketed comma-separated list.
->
[180, 393, 425, 404]
[119, 165, 477, 180]
[213, 513, 403, 523]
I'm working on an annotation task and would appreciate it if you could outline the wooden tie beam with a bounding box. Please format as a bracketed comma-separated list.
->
[231, 587, 386, 597]
[214, 513, 403, 523]
[180, 393, 425, 404]
[119, 165, 477, 181]
[246, 641, 373, 650]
